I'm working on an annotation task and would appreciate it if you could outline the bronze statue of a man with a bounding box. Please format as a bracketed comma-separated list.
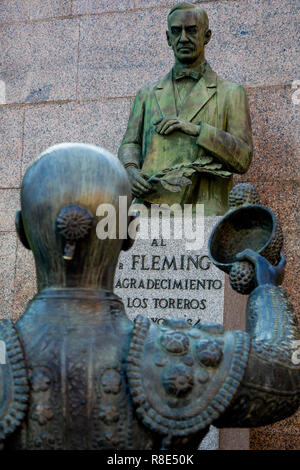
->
[118, 2, 253, 215]
[0, 143, 299, 450]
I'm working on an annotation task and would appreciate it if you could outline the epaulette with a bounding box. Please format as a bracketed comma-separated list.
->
[0, 319, 29, 443]
[127, 316, 250, 437]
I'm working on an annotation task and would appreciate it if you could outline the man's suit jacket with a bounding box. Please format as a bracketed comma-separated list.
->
[118, 64, 253, 215]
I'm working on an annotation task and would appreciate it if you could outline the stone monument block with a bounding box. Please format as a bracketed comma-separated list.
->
[115, 215, 225, 326]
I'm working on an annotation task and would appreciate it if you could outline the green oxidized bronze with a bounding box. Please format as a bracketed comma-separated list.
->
[0, 143, 299, 450]
[118, 2, 253, 215]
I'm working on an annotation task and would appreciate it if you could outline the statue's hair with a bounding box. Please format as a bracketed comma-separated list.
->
[168, 2, 209, 30]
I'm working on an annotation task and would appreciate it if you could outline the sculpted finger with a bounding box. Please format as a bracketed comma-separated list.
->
[133, 181, 146, 193]
[140, 171, 151, 181]
[156, 116, 175, 133]
[136, 176, 152, 191]
[156, 119, 169, 133]
[132, 184, 145, 196]
[163, 123, 181, 135]
[153, 117, 163, 126]
[160, 120, 179, 135]
[133, 180, 152, 194]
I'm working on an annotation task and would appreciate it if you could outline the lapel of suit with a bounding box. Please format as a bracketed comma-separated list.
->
[154, 71, 177, 117]
[179, 66, 217, 122]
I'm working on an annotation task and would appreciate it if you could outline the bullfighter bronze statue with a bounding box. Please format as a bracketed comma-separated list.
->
[0, 143, 299, 450]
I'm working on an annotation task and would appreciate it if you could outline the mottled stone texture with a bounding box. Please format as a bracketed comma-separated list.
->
[78, 10, 172, 99]
[22, 100, 131, 174]
[0, 233, 17, 320]
[0, 190, 20, 232]
[0, 20, 79, 104]
[0, 108, 24, 187]
[0, 0, 299, 450]
[73, 0, 135, 14]
[245, 86, 298, 183]
[250, 425, 300, 450]
[0, 0, 72, 24]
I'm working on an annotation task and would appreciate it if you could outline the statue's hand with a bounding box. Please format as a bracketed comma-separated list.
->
[236, 249, 286, 287]
[154, 117, 200, 137]
[126, 166, 153, 199]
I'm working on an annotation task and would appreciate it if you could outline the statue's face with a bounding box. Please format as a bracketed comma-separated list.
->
[166, 9, 210, 65]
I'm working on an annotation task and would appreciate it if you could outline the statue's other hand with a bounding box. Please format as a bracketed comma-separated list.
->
[154, 117, 200, 137]
[126, 166, 153, 199]
[236, 249, 286, 287]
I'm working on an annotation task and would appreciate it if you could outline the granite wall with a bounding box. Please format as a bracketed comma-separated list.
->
[0, 0, 299, 449]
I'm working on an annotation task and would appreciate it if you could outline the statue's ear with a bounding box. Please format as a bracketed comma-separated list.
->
[204, 29, 212, 45]
[121, 215, 136, 252]
[15, 210, 31, 250]
[166, 30, 171, 47]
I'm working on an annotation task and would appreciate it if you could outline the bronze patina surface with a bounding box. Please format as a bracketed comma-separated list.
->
[209, 184, 283, 294]
[0, 143, 299, 450]
[118, 2, 253, 215]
